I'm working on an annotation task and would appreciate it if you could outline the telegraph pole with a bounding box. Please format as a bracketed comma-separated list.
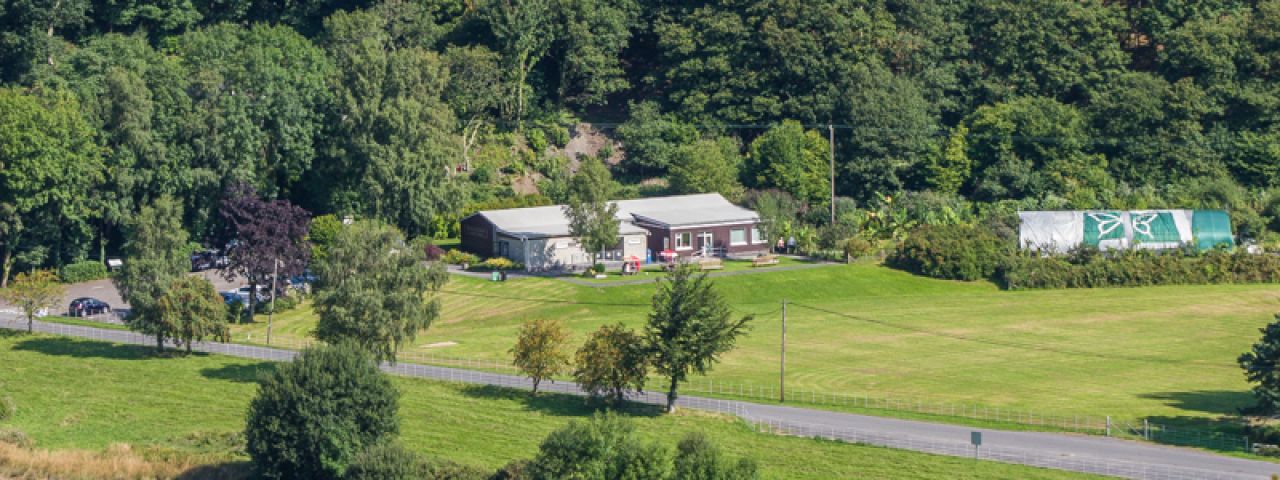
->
[780, 299, 787, 403]
[267, 259, 278, 346]
[828, 124, 836, 223]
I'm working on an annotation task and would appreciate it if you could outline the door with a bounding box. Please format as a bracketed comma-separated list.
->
[697, 232, 713, 255]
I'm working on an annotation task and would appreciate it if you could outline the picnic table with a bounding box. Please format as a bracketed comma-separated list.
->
[752, 255, 780, 267]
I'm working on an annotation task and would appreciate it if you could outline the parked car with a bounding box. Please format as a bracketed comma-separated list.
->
[68, 297, 111, 317]
[219, 292, 241, 305]
[288, 271, 316, 293]
[190, 251, 215, 271]
[226, 285, 270, 305]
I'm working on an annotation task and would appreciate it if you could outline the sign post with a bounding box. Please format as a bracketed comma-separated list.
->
[970, 431, 982, 459]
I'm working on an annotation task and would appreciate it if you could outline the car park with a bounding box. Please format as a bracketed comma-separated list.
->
[68, 297, 111, 317]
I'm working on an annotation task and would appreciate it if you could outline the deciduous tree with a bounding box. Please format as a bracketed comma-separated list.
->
[114, 196, 189, 352]
[573, 323, 648, 405]
[219, 182, 311, 322]
[745, 121, 830, 208]
[669, 138, 744, 202]
[156, 275, 228, 354]
[313, 220, 446, 364]
[644, 264, 752, 412]
[0, 270, 62, 333]
[511, 318, 571, 394]
[563, 157, 620, 265]
[528, 412, 671, 480]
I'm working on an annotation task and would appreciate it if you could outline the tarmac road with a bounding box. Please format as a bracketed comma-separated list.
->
[1, 315, 1276, 479]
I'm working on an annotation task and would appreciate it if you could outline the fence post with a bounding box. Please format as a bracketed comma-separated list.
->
[1106, 416, 1111, 437]
[1143, 419, 1150, 440]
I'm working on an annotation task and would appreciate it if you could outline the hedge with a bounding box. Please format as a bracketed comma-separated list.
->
[887, 224, 1008, 281]
[59, 260, 108, 283]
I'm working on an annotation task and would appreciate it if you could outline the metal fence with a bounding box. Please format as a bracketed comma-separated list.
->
[1, 317, 1267, 480]
[679, 377, 1252, 453]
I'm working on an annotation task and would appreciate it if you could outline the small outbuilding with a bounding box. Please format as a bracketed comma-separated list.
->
[460, 205, 648, 271]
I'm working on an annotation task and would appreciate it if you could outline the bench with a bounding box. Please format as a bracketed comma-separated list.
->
[698, 258, 724, 271]
[752, 255, 780, 267]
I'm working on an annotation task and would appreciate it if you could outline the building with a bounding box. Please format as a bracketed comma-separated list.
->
[1018, 210, 1234, 253]
[460, 193, 767, 271]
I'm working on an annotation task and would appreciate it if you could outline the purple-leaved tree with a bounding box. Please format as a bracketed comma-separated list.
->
[218, 182, 311, 322]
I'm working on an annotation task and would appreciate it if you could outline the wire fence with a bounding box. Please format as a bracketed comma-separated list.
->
[678, 378, 1252, 453]
[1, 317, 1269, 479]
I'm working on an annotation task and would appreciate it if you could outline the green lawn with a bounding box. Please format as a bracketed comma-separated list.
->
[565, 255, 813, 283]
[0, 332, 1095, 479]
[230, 263, 1280, 428]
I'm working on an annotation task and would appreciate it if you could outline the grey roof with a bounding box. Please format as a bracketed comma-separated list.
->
[473, 205, 647, 239]
[469, 193, 758, 239]
[615, 193, 759, 227]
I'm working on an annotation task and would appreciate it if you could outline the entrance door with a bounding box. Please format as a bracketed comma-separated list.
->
[697, 232, 713, 255]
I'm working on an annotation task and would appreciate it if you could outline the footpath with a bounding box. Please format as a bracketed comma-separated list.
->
[1, 315, 1275, 480]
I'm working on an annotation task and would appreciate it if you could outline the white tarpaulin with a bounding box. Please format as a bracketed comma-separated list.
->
[1018, 210, 1231, 253]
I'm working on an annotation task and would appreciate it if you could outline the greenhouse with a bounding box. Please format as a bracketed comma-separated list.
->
[1018, 210, 1234, 253]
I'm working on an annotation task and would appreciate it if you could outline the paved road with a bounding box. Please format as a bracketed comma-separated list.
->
[2, 315, 1275, 479]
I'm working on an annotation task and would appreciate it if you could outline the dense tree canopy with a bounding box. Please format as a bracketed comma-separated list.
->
[7, 0, 1280, 281]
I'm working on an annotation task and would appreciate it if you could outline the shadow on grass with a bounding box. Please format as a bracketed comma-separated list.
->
[175, 461, 255, 480]
[1139, 390, 1253, 417]
[200, 362, 277, 384]
[460, 384, 664, 419]
[10, 337, 162, 360]
[0, 328, 28, 339]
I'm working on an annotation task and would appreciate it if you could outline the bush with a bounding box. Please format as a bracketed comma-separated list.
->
[997, 248, 1280, 290]
[59, 260, 107, 283]
[591, 263, 606, 274]
[468, 257, 523, 272]
[527, 128, 549, 154]
[424, 243, 445, 261]
[344, 442, 428, 480]
[888, 224, 1010, 281]
[441, 250, 480, 266]
[528, 413, 671, 480]
[842, 237, 874, 259]
[255, 294, 298, 315]
[245, 343, 399, 480]
[673, 432, 758, 480]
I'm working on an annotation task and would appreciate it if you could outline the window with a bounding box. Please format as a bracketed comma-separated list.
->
[730, 228, 747, 245]
[751, 227, 763, 244]
[675, 232, 692, 250]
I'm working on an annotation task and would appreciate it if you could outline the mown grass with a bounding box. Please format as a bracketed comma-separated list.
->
[0, 333, 1097, 479]
[230, 263, 1280, 426]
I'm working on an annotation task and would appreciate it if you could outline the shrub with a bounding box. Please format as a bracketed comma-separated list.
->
[591, 263, 606, 274]
[468, 257, 523, 272]
[344, 442, 428, 480]
[59, 260, 107, 283]
[255, 294, 298, 315]
[441, 250, 480, 266]
[997, 249, 1280, 290]
[842, 237, 874, 259]
[673, 432, 758, 480]
[888, 224, 1010, 281]
[245, 343, 399, 480]
[424, 243, 445, 261]
[0, 397, 14, 421]
[528, 413, 671, 480]
[527, 128, 549, 154]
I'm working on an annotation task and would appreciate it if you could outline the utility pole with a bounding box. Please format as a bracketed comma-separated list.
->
[780, 299, 787, 403]
[267, 258, 278, 346]
[828, 124, 836, 223]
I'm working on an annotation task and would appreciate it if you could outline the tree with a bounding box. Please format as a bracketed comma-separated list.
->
[156, 276, 227, 354]
[563, 157, 620, 266]
[615, 101, 698, 175]
[547, 0, 637, 108]
[573, 323, 648, 405]
[528, 412, 671, 480]
[645, 264, 752, 412]
[483, 0, 554, 123]
[445, 45, 503, 171]
[245, 342, 400, 480]
[114, 196, 190, 352]
[926, 125, 972, 194]
[669, 138, 745, 202]
[321, 8, 464, 237]
[219, 182, 311, 322]
[511, 318, 571, 394]
[313, 220, 447, 364]
[1240, 314, 1280, 413]
[745, 189, 801, 248]
[673, 432, 759, 480]
[0, 88, 102, 286]
[0, 270, 62, 333]
[745, 121, 830, 208]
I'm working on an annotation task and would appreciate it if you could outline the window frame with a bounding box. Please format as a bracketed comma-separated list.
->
[675, 232, 692, 250]
[730, 228, 747, 246]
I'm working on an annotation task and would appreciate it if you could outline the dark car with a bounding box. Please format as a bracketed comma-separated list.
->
[68, 297, 111, 317]
[219, 292, 241, 305]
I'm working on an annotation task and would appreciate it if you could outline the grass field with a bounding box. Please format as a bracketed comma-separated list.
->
[229, 263, 1280, 428]
[0, 332, 1096, 479]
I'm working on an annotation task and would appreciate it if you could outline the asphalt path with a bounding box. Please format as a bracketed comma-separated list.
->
[2, 314, 1276, 479]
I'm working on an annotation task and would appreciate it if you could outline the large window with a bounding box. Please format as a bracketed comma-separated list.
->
[675, 232, 692, 249]
[730, 228, 747, 245]
[751, 227, 763, 244]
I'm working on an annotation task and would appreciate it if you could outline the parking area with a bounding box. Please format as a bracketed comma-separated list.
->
[0, 270, 243, 318]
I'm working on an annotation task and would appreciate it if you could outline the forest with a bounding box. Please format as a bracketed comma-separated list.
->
[4, 0, 1280, 283]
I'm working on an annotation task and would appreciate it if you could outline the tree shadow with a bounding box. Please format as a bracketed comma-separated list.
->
[10, 337, 160, 360]
[200, 362, 277, 384]
[0, 328, 27, 339]
[174, 461, 255, 480]
[1138, 390, 1253, 417]
[460, 384, 663, 419]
